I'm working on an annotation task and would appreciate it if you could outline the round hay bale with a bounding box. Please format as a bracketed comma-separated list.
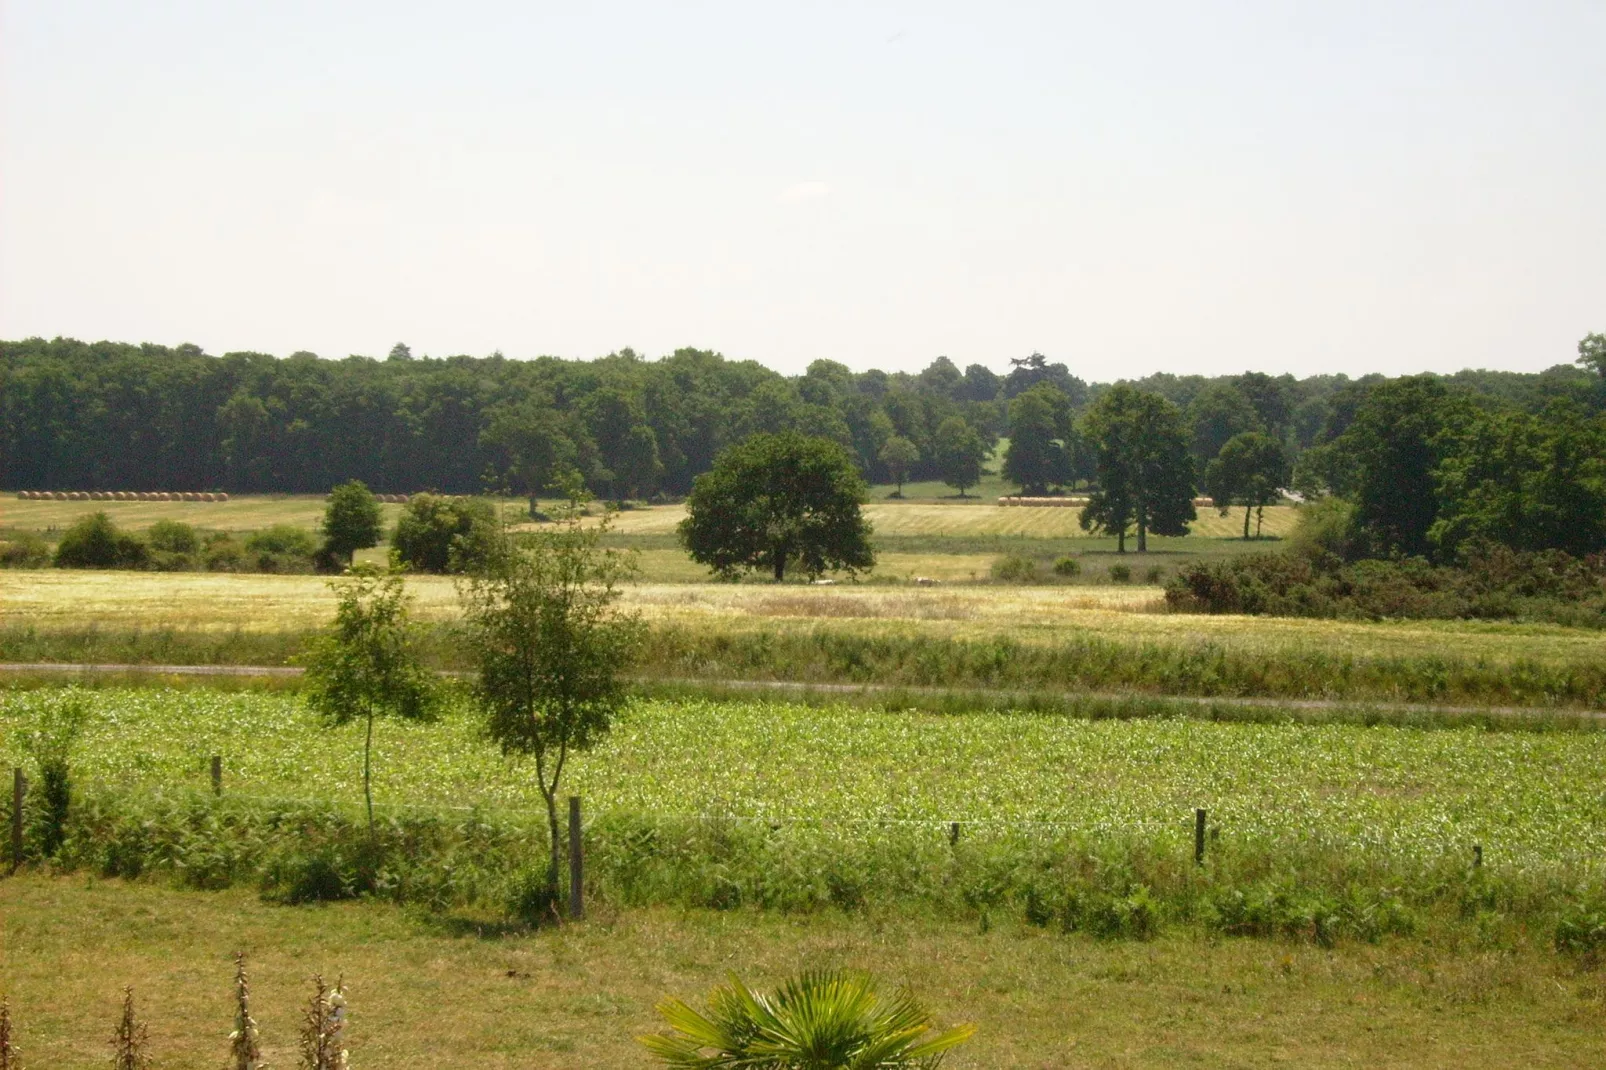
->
[217, 492, 229, 501]
[89, 491, 103, 500]
[183, 492, 197, 501]
[51, 491, 65, 500]
[201, 492, 216, 502]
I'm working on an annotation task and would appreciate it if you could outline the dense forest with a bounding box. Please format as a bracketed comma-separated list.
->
[3, 336, 1602, 511]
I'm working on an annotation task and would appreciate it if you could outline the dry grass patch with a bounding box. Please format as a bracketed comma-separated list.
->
[1, 875, 1601, 1069]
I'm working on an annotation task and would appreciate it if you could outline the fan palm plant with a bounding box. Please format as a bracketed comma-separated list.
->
[639, 968, 974, 1069]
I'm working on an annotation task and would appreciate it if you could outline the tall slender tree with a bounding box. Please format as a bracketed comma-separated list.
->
[1079, 386, 1196, 552]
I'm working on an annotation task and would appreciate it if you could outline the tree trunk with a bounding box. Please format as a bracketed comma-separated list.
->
[363, 708, 375, 837]
[1137, 521, 1147, 553]
[773, 554, 785, 582]
[1116, 528, 1126, 553]
[1243, 505, 1252, 540]
[543, 786, 562, 894]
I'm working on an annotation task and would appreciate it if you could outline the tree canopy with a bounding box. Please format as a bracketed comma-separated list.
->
[1204, 432, 1290, 539]
[1002, 384, 1076, 495]
[1079, 386, 1197, 552]
[679, 433, 875, 582]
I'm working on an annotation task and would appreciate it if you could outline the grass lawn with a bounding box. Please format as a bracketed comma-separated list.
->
[1, 874, 1601, 1069]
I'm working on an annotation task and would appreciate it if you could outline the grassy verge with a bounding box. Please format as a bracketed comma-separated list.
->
[5, 875, 1601, 1069]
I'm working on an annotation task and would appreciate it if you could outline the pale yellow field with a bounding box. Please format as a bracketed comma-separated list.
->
[4, 494, 1297, 542]
[570, 502, 1299, 540]
[4, 569, 1601, 667]
[0, 494, 411, 533]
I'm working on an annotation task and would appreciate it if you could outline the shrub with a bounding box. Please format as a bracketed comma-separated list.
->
[0, 531, 51, 568]
[506, 865, 562, 926]
[640, 969, 974, 1068]
[202, 534, 249, 572]
[146, 519, 199, 555]
[991, 554, 1038, 583]
[53, 512, 148, 569]
[244, 525, 318, 573]
[1165, 544, 1606, 627]
[1108, 563, 1131, 583]
[1052, 556, 1081, 577]
[21, 690, 88, 858]
[1144, 565, 1164, 584]
[392, 494, 499, 573]
[1555, 898, 1606, 962]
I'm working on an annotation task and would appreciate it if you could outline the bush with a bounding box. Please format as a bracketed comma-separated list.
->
[244, 525, 318, 573]
[392, 494, 499, 573]
[506, 866, 562, 926]
[1165, 543, 1606, 627]
[146, 519, 199, 555]
[1108, 563, 1131, 583]
[1144, 565, 1164, 584]
[1052, 556, 1081, 577]
[991, 554, 1038, 583]
[1555, 897, 1606, 961]
[201, 533, 249, 572]
[53, 512, 148, 569]
[0, 531, 52, 568]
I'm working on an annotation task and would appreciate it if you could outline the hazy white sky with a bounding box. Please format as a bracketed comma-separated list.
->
[3, 1, 1602, 380]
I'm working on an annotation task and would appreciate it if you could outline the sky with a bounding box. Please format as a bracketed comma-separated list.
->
[2, 1, 1603, 381]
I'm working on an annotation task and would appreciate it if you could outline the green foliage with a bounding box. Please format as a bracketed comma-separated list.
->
[1165, 543, 1606, 626]
[301, 566, 441, 832]
[390, 494, 499, 574]
[877, 436, 920, 494]
[1079, 386, 1196, 552]
[53, 512, 148, 569]
[1429, 404, 1606, 559]
[19, 689, 88, 858]
[243, 525, 318, 573]
[481, 394, 586, 506]
[1052, 555, 1081, 577]
[990, 554, 1038, 583]
[680, 433, 875, 582]
[461, 479, 643, 885]
[320, 480, 383, 567]
[146, 520, 199, 554]
[0, 531, 51, 568]
[1204, 432, 1290, 539]
[932, 417, 988, 496]
[639, 969, 974, 1068]
[1577, 332, 1606, 379]
[1001, 384, 1075, 494]
[1186, 382, 1264, 467]
[1108, 563, 1131, 583]
[1339, 376, 1455, 558]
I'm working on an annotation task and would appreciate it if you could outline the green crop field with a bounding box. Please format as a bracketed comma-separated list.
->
[4, 688, 1601, 867]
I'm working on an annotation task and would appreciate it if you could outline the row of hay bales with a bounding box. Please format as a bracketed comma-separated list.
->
[15, 490, 231, 501]
[373, 493, 411, 504]
[996, 495, 1219, 508]
[996, 496, 1091, 507]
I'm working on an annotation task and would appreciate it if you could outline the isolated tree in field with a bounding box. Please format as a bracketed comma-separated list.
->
[878, 435, 919, 495]
[1002, 384, 1074, 495]
[1079, 386, 1196, 552]
[1204, 432, 1290, 539]
[461, 479, 643, 901]
[933, 417, 988, 497]
[320, 479, 383, 568]
[680, 433, 875, 581]
[302, 565, 441, 834]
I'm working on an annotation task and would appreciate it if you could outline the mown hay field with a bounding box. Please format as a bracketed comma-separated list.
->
[4, 493, 1299, 541]
[3, 569, 1601, 674]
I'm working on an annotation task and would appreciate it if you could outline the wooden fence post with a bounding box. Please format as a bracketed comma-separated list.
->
[11, 768, 25, 875]
[211, 755, 223, 797]
[1194, 808, 1207, 866]
[948, 821, 961, 846]
[1473, 844, 1483, 868]
[568, 795, 584, 921]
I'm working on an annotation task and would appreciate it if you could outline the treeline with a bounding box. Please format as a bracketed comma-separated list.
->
[4, 335, 1601, 501]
